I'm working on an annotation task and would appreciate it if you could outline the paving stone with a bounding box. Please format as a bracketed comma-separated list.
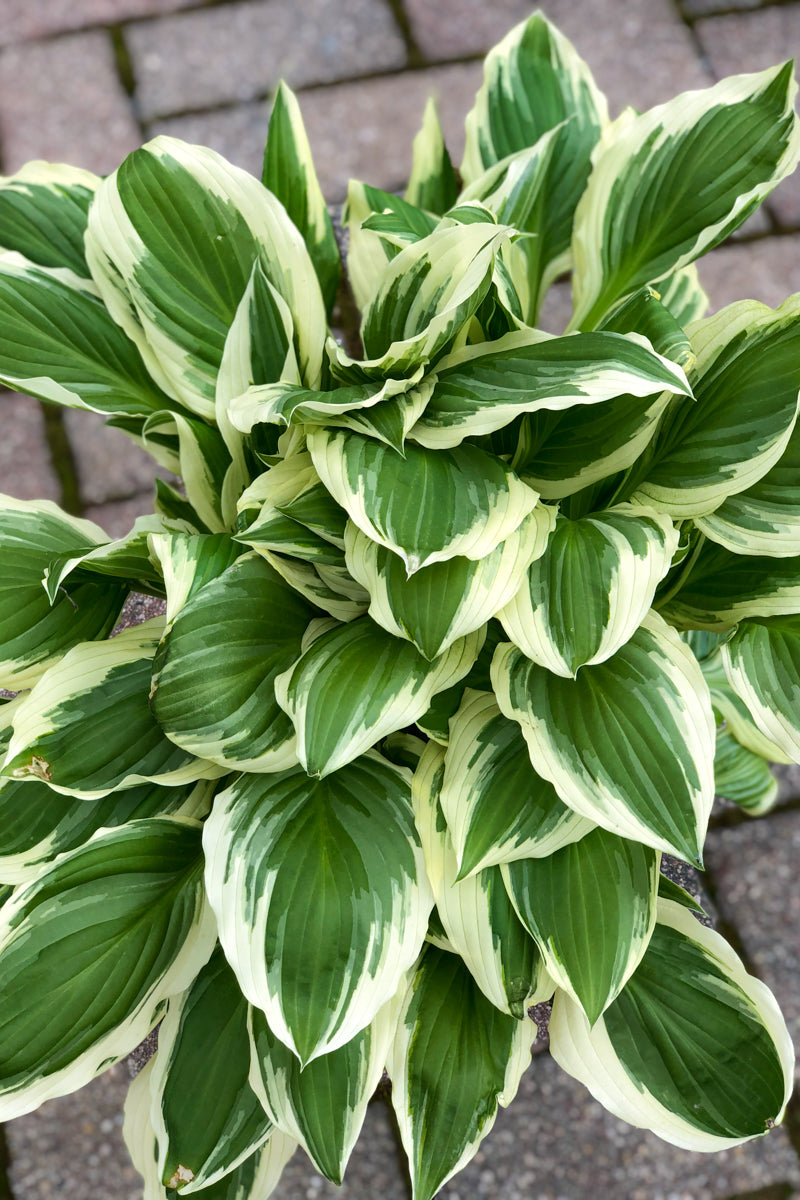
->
[63, 409, 167, 506]
[84, 491, 157, 538]
[0, 31, 141, 174]
[0, 392, 59, 502]
[128, 0, 407, 120]
[695, 7, 800, 229]
[537, 279, 573, 335]
[0, 0, 196, 46]
[698, 233, 800, 312]
[706, 807, 800, 1083]
[683, 0, 777, 19]
[152, 61, 484, 200]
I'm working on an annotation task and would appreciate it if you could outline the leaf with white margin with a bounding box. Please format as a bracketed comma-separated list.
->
[203, 755, 432, 1064]
[410, 327, 690, 450]
[259, 550, 367, 623]
[503, 827, 659, 1024]
[308, 427, 539, 574]
[412, 739, 553, 1017]
[0, 161, 98, 276]
[0, 255, 175, 417]
[0, 495, 127, 690]
[148, 532, 242, 624]
[713, 730, 778, 816]
[142, 409, 233, 534]
[438, 690, 592, 878]
[722, 615, 800, 764]
[462, 12, 609, 316]
[571, 64, 800, 330]
[4, 619, 223, 798]
[124, 1058, 297, 1200]
[660, 540, 800, 629]
[492, 611, 715, 864]
[343, 181, 432, 313]
[149, 948, 274, 1193]
[700, 647, 791, 764]
[415, 621, 506, 745]
[85, 136, 326, 418]
[697, 429, 800, 556]
[275, 617, 482, 777]
[248, 994, 399, 1184]
[0, 818, 216, 1120]
[388, 944, 536, 1200]
[549, 898, 794, 1150]
[405, 97, 459, 215]
[237, 452, 346, 547]
[656, 263, 708, 328]
[151, 554, 318, 773]
[262, 81, 340, 316]
[634, 296, 800, 519]
[498, 505, 678, 677]
[344, 506, 554, 660]
[0, 777, 211, 885]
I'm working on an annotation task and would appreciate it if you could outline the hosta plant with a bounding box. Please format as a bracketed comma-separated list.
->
[1, 11, 800, 1198]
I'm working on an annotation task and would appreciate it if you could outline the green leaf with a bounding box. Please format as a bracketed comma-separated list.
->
[462, 12, 609, 315]
[412, 740, 553, 1017]
[498, 505, 678, 676]
[701, 646, 791, 763]
[258, 551, 368, 623]
[550, 898, 794, 1149]
[148, 531, 243, 624]
[598, 286, 694, 369]
[503, 828, 659, 1024]
[150, 948, 274, 1192]
[0, 162, 98, 276]
[202, 756, 432, 1064]
[405, 97, 459, 216]
[660, 540, 800, 628]
[85, 136, 326, 418]
[722, 615, 800, 764]
[713, 730, 778, 816]
[262, 82, 340, 316]
[0, 495, 127, 690]
[343, 180, 435, 313]
[344, 506, 554, 659]
[656, 263, 708, 328]
[0, 818, 216, 1119]
[411, 328, 690, 450]
[151, 554, 317, 773]
[414, 620, 506, 744]
[492, 611, 715, 864]
[438, 690, 592, 878]
[4, 619, 223, 798]
[308, 427, 539, 573]
[275, 616, 482, 777]
[571, 64, 800, 329]
[142, 410, 234, 534]
[388, 945, 535, 1200]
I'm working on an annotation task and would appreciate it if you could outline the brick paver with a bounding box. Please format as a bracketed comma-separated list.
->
[700, 233, 800, 312]
[0, 0, 197, 47]
[0, 393, 60, 502]
[62, 411, 169, 507]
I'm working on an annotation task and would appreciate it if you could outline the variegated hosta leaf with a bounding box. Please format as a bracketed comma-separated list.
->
[412, 740, 553, 1016]
[308, 427, 539, 573]
[503, 828, 659, 1024]
[714, 731, 778, 816]
[0, 818, 216, 1120]
[571, 65, 800, 330]
[344, 506, 554, 660]
[124, 1058, 297, 1200]
[236, 452, 346, 549]
[142, 409, 233, 534]
[550, 898, 794, 1150]
[405, 97, 459, 215]
[148, 531, 242, 624]
[388, 945, 536, 1200]
[722, 615, 800, 763]
[498, 505, 679, 676]
[598, 286, 694, 370]
[635, 296, 800, 518]
[0, 255, 174, 417]
[411, 327, 690, 450]
[275, 617, 482, 777]
[660, 540, 800, 629]
[151, 554, 318, 773]
[492, 611, 715, 864]
[0, 161, 98, 276]
[149, 948, 274, 1193]
[439, 690, 592, 878]
[0, 495, 127, 690]
[656, 263, 709, 328]
[262, 81, 340, 316]
[203, 756, 432, 1064]
[248, 996, 398, 1184]
[259, 550, 368, 623]
[462, 12, 609, 315]
[4, 619, 222, 798]
[0, 777, 211, 885]
[415, 620, 506, 744]
[85, 136, 326, 418]
[701, 646, 791, 763]
[236, 506, 345, 567]
[343, 181, 434, 313]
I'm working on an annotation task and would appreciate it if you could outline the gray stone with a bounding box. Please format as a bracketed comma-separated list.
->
[403, 0, 536, 60]
[0, 0, 197, 46]
[84, 491, 157, 538]
[698, 234, 800, 313]
[63, 409, 168, 506]
[695, 7, 800, 230]
[706, 807, 800, 1083]
[0, 31, 141, 174]
[0, 392, 59, 501]
[127, 0, 407, 120]
[152, 62, 484, 201]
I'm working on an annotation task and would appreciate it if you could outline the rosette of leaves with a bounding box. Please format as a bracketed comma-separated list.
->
[0, 12, 799, 1199]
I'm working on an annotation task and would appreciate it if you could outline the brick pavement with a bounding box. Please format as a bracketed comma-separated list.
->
[2, 0, 800, 1196]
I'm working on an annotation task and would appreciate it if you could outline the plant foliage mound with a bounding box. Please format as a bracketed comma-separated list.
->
[1, 12, 800, 1198]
